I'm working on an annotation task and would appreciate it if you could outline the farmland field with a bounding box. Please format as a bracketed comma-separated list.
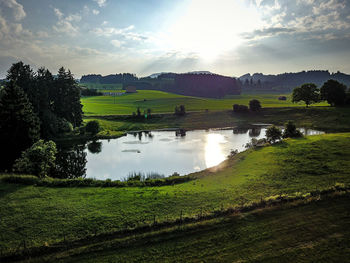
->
[82, 90, 329, 116]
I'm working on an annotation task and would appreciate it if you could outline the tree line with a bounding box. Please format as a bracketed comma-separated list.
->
[292, 79, 350, 107]
[0, 62, 83, 170]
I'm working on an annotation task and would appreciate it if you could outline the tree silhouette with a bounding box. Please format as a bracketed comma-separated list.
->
[292, 83, 320, 107]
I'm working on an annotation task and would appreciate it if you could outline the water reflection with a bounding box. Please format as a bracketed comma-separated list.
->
[205, 134, 226, 167]
[249, 128, 261, 137]
[55, 127, 323, 180]
[52, 145, 87, 179]
[87, 141, 102, 154]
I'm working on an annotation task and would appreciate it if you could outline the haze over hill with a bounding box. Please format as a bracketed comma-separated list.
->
[239, 70, 350, 92]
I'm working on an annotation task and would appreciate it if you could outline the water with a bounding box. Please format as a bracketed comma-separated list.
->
[71, 127, 322, 180]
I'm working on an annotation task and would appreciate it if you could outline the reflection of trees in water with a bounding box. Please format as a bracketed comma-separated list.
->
[249, 128, 261, 137]
[87, 140, 102, 154]
[51, 144, 87, 179]
[233, 128, 249, 134]
[175, 129, 186, 137]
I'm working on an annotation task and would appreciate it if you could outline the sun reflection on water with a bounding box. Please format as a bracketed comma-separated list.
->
[205, 133, 227, 168]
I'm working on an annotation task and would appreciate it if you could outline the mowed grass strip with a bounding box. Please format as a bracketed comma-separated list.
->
[63, 193, 350, 263]
[82, 90, 329, 115]
[0, 133, 349, 253]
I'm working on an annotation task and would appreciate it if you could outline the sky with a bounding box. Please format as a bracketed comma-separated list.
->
[0, 0, 350, 78]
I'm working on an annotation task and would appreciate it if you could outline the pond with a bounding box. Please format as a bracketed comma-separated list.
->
[56, 127, 323, 181]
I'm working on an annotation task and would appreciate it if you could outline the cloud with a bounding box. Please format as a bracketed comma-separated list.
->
[94, 0, 107, 8]
[0, 0, 26, 21]
[110, 39, 123, 48]
[242, 27, 296, 40]
[92, 9, 100, 15]
[53, 8, 80, 36]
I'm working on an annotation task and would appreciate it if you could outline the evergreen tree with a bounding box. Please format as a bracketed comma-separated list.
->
[0, 84, 40, 170]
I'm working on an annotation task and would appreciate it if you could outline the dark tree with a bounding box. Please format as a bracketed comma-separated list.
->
[233, 104, 249, 113]
[292, 83, 320, 107]
[320, 79, 347, 106]
[265, 125, 282, 144]
[86, 120, 100, 135]
[0, 84, 40, 170]
[53, 67, 83, 127]
[282, 121, 303, 138]
[249, 99, 262, 112]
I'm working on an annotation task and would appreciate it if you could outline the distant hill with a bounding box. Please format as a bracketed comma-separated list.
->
[239, 70, 350, 93]
[146, 71, 214, 79]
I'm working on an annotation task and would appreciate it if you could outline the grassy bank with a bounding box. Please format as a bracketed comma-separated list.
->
[0, 133, 350, 255]
[86, 106, 350, 133]
[82, 91, 329, 116]
[49, 192, 350, 262]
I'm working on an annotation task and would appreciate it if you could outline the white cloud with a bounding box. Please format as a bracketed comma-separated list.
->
[54, 8, 63, 20]
[0, 0, 26, 21]
[92, 25, 135, 37]
[92, 9, 100, 15]
[53, 8, 80, 36]
[94, 0, 107, 8]
[102, 21, 108, 25]
[110, 39, 123, 48]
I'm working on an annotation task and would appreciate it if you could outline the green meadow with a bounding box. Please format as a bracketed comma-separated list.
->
[82, 90, 329, 116]
[62, 193, 350, 262]
[1, 133, 350, 257]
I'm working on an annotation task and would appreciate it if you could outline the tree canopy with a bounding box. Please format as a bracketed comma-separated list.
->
[292, 83, 320, 107]
[320, 79, 347, 106]
[0, 83, 40, 170]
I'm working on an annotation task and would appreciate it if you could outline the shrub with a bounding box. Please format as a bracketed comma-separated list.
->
[278, 96, 287, 101]
[233, 104, 249, 113]
[282, 121, 303, 138]
[13, 140, 57, 177]
[265, 125, 282, 144]
[249, 99, 261, 112]
[175, 105, 186, 116]
[85, 120, 100, 135]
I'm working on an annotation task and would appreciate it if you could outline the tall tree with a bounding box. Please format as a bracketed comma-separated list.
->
[53, 67, 83, 127]
[0, 84, 40, 170]
[320, 79, 347, 106]
[292, 83, 320, 107]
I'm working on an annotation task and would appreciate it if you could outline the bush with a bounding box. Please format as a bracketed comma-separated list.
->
[86, 120, 100, 135]
[13, 140, 57, 177]
[282, 121, 303, 138]
[265, 125, 282, 144]
[175, 105, 186, 116]
[249, 99, 261, 112]
[233, 104, 249, 113]
[278, 96, 287, 101]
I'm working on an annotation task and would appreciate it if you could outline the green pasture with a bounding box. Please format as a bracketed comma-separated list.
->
[82, 90, 329, 115]
[67, 193, 350, 262]
[1, 133, 349, 254]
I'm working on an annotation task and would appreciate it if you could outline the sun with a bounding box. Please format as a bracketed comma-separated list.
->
[163, 0, 262, 61]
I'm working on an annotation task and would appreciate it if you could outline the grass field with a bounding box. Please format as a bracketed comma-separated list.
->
[86, 106, 350, 134]
[82, 90, 329, 115]
[61, 193, 350, 262]
[1, 133, 350, 256]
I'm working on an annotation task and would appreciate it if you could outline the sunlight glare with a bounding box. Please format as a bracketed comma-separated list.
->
[165, 0, 262, 61]
[205, 133, 227, 168]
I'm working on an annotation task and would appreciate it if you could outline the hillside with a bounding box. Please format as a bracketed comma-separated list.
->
[239, 70, 350, 92]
